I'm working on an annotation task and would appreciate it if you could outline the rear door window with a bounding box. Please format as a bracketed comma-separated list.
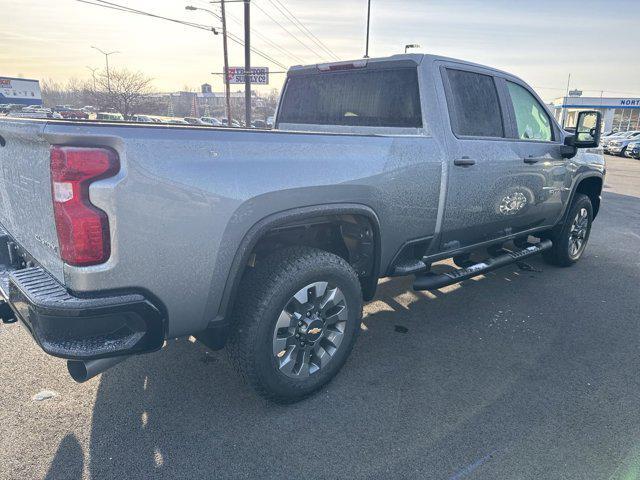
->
[277, 68, 422, 128]
[444, 69, 504, 138]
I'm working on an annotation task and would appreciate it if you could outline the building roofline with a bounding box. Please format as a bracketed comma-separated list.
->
[0, 76, 40, 83]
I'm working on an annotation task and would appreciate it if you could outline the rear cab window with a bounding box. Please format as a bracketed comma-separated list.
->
[277, 67, 422, 128]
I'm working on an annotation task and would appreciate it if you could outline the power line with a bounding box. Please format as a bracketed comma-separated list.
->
[188, 7, 289, 69]
[227, 31, 288, 69]
[225, 10, 305, 64]
[265, 0, 340, 61]
[252, 0, 328, 61]
[76, 0, 215, 32]
[74, 0, 288, 69]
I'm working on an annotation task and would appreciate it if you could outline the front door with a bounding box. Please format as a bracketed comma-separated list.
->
[500, 79, 570, 227]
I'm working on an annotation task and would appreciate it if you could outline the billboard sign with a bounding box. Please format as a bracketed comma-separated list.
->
[0, 77, 42, 105]
[227, 67, 269, 85]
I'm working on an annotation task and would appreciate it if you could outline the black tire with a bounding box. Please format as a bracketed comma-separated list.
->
[542, 193, 593, 267]
[226, 246, 363, 403]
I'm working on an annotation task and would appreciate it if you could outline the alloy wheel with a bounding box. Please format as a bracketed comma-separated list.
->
[568, 207, 589, 258]
[272, 282, 348, 379]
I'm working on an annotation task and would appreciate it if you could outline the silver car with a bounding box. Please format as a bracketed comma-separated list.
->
[605, 131, 640, 155]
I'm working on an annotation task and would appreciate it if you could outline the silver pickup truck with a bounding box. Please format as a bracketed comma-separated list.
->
[0, 54, 605, 402]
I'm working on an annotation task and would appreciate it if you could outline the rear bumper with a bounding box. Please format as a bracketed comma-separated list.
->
[0, 234, 165, 361]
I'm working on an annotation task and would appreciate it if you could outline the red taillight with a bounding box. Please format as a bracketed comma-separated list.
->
[50, 146, 119, 266]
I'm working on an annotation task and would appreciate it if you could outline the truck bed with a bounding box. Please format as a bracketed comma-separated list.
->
[0, 117, 443, 337]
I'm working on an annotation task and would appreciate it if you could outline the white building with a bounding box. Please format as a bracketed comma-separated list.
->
[551, 95, 640, 133]
[0, 76, 42, 106]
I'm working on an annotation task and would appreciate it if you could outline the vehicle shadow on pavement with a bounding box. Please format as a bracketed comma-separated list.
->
[78, 259, 557, 480]
[45, 191, 639, 480]
[44, 434, 83, 480]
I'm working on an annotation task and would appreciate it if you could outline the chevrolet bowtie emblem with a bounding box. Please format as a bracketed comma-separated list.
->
[308, 327, 322, 335]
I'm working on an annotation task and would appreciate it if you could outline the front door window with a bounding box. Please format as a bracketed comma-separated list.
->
[507, 82, 552, 141]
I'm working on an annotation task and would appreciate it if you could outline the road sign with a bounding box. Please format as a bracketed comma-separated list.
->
[228, 67, 269, 85]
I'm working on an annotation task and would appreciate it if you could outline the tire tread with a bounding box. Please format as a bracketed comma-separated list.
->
[226, 246, 361, 403]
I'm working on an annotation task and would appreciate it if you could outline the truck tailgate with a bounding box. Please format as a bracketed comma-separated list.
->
[0, 119, 63, 282]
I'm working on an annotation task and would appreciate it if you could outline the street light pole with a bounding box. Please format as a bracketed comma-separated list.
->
[185, 5, 229, 122]
[220, 0, 232, 125]
[364, 0, 371, 58]
[86, 66, 98, 90]
[244, 0, 251, 127]
[91, 46, 119, 92]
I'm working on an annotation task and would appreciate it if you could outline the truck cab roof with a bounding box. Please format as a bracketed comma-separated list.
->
[288, 53, 517, 81]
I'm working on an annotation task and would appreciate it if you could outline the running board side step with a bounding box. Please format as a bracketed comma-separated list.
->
[413, 239, 552, 291]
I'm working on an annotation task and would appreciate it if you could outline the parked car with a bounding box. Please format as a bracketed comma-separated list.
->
[601, 130, 619, 137]
[95, 112, 124, 121]
[201, 117, 223, 126]
[0, 54, 605, 403]
[625, 141, 640, 159]
[9, 108, 52, 119]
[184, 117, 206, 125]
[0, 104, 26, 115]
[251, 120, 267, 129]
[601, 130, 635, 152]
[131, 115, 155, 123]
[21, 106, 51, 114]
[163, 118, 189, 124]
[54, 106, 89, 120]
[605, 131, 640, 155]
[21, 104, 46, 112]
[221, 118, 242, 127]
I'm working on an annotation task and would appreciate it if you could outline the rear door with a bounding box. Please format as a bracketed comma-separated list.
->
[437, 63, 549, 251]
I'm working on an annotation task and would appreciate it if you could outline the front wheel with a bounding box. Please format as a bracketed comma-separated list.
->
[227, 246, 363, 403]
[542, 193, 593, 267]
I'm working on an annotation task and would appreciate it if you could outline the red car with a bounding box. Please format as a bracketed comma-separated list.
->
[54, 106, 89, 119]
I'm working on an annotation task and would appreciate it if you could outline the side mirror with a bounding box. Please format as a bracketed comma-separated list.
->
[574, 110, 601, 148]
[561, 110, 601, 158]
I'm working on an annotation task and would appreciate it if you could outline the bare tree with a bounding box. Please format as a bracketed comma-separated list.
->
[89, 69, 154, 118]
[41, 77, 93, 107]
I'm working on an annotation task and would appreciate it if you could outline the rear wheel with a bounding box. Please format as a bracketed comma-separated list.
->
[542, 193, 593, 267]
[227, 246, 362, 403]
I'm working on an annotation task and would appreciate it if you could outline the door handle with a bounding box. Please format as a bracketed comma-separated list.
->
[454, 157, 476, 167]
[523, 156, 540, 164]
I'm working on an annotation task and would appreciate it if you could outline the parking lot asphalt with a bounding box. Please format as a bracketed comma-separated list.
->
[1, 155, 639, 480]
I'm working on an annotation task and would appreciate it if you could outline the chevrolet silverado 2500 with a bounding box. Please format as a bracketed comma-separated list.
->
[0, 54, 605, 402]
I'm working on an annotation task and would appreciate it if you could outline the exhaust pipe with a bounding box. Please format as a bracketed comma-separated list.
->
[67, 355, 129, 383]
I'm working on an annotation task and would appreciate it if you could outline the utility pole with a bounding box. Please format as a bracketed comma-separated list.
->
[244, 0, 251, 126]
[561, 73, 571, 128]
[364, 0, 371, 58]
[91, 46, 119, 92]
[221, 0, 232, 124]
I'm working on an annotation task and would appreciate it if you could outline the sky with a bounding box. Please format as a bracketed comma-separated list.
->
[2, 0, 639, 101]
